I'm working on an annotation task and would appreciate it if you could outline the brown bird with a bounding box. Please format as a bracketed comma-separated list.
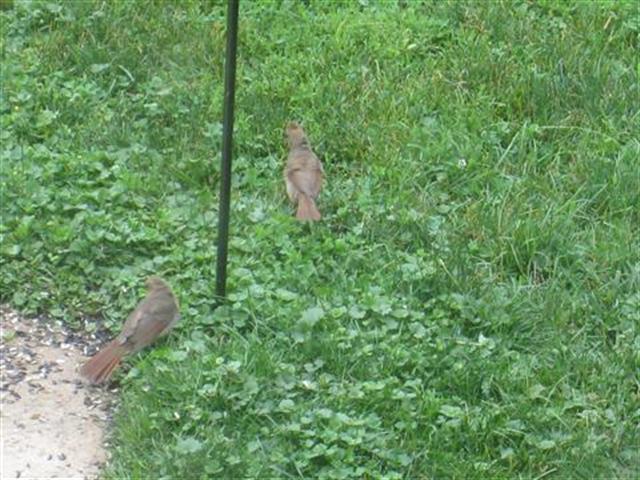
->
[284, 122, 324, 221]
[80, 276, 180, 384]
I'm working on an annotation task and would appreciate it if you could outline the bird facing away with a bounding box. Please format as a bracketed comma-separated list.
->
[79, 276, 180, 384]
[284, 122, 324, 221]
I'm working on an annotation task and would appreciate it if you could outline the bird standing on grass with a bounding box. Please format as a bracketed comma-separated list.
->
[284, 122, 324, 221]
[80, 276, 180, 384]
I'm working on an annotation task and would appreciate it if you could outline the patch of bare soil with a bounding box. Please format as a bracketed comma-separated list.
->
[1, 306, 115, 479]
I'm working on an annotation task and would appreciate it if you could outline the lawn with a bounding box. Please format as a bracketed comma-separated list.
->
[1, 0, 639, 478]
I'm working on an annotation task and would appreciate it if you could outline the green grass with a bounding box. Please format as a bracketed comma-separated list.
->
[1, 0, 639, 478]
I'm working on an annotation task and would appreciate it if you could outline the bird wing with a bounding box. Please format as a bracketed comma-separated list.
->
[287, 153, 323, 199]
[118, 299, 149, 346]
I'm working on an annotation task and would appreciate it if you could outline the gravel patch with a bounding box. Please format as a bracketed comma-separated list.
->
[1, 305, 116, 479]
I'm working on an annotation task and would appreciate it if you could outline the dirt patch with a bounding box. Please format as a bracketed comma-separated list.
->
[1, 305, 115, 479]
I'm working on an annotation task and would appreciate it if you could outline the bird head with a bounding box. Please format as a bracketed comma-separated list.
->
[285, 121, 308, 148]
[145, 276, 169, 291]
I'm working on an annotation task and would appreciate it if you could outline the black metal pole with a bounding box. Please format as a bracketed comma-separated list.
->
[216, 0, 239, 299]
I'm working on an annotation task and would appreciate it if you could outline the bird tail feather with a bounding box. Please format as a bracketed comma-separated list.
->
[80, 340, 126, 384]
[296, 195, 321, 221]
